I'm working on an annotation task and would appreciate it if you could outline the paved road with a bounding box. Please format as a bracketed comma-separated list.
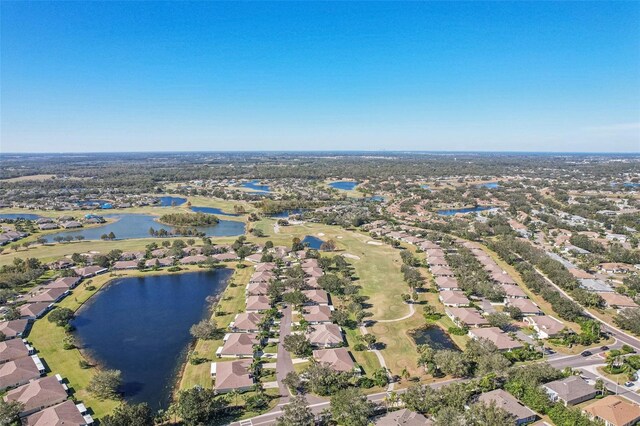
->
[274, 305, 294, 402]
[229, 378, 463, 426]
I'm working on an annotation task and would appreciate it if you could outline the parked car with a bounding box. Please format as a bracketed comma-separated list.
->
[600, 346, 609, 351]
[581, 350, 592, 357]
[625, 381, 634, 387]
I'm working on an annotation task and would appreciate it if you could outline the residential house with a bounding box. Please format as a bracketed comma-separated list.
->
[435, 276, 460, 291]
[179, 255, 208, 265]
[306, 324, 343, 348]
[524, 316, 567, 339]
[439, 291, 470, 307]
[73, 266, 107, 277]
[580, 279, 614, 293]
[501, 284, 527, 299]
[468, 327, 523, 351]
[4, 375, 68, 417]
[312, 348, 358, 373]
[302, 289, 330, 306]
[112, 260, 138, 270]
[477, 389, 537, 425]
[27, 288, 69, 304]
[598, 293, 638, 311]
[246, 282, 269, 296]
[0, 355, 45, 390]
[0, 319, 31, 339]
[24, 400, 93, 425]
[144, 257, 173, 268]
[445, 308, 489, 328]
[217, 333, 259, 358]
[583, 395, 640, 426]
[245, 295, 271, 312]
[19, 303, 51, 320]
[49, 276, 81, 289]
[506, 298, 541, 316]
[229, 313, 264, 333]
[373, 409, 433, 426]
[0, 339, 33, 365]
[211, 359, 254, 393]
[543, 376, 598, 406]
[430, 266, 455, 277]
[302, 305, 333, 324]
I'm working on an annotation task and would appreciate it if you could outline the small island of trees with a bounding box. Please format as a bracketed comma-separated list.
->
[158, 212, 219, 227]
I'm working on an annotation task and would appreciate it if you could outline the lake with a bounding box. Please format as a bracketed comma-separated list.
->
[437, 206, 494, 216]
[329, 181, 358, 191]
[73, 269, 232, 409]
[302, 235, 324, 249]
[0, 213, 41, 220]
[242, 180, 270, 192]
[44, 214, 245, 240]
[190, 206, 240, 217]
[410, 326, 459, 351]
[157, 196, 187, 207]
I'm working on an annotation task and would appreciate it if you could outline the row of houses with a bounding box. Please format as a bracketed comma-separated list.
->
[0, 338, 93, 425]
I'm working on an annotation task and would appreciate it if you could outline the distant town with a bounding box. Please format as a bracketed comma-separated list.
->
[0, 152, 638, 425]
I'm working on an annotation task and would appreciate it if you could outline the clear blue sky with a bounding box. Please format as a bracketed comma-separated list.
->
[2, 1, 639, 153]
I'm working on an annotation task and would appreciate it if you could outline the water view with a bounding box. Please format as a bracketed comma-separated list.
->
[190, 206, 240, 217]
[270, 208, 306, 218]
[242, 180, 270, 192]
[329, 181, 358, 191]
[410, 326, 459, 351]
[302, 235, 324, 249]
[437, 206, 494, 216]
[45, 214, 245, 240]
[73, 269, 232, 409]
[0, 213, 41, 220]
[478, 182, 499, 189]
[157, 196, 187, 206]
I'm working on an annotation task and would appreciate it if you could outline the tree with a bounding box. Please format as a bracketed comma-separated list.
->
[486, 312, 512, 330]
[47, 307, 74, 326]
[320, 239, 336, 252]
[189, 319, 222, 340]
[276, 395, 314, 426]
[464, 401, 515, 426]
[0, 400, 23, 426]
[174, 387, 228, 425]
[433, 350, 469, 377]
[282, 371, 303, 394]
[87, 370, 122, 400]
[330, 388, 374, 426]
[283, 334, 312, 357]
[101, 402, 154, 426]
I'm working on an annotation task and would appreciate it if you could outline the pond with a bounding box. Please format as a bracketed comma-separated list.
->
[190, 206, 240, 217]
[270, 208, 307, 218]
[44, 214, 245, 240]
[73, 269, 232, 409]
[478, 182, 499, 189]
[302, 235, 324, 249]
[242, 180, 271, 192]
[157, 196, 187, 207]
[410, 326, 459, 351]
[0, 213, 41, 220]
[437, 206, 494, 216]
[329, 181, 358, 191]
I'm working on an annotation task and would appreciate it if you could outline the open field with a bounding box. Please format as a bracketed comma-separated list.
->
[1, 174, 58, 182]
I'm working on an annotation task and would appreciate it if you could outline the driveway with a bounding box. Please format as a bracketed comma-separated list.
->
[274, 305, 294, 401]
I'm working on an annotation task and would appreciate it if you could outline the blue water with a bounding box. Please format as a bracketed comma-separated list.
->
[45, 214, 245, 240]
[190, 206, 240, 217]
[437, 206, 494, 216]
[242, 180, 270, 192]
[364, 195, 384, 202]
[77, 199, 110, 206]
[302, 235, 324, 249]
[270, 209, 306, 218]
[74, 270, 232, 409]
[158, 196, 187, 207]
[329, 181, 358, 191]
[478, 182, 499, 189]
[421, 185, 430, 190]
[0, 213, 41, 220]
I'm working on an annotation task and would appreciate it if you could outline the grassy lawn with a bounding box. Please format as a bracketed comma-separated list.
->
[178, 265, 251, 390]
[343, 327, 381, 375]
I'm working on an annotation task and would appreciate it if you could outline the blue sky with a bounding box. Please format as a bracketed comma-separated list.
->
[1, 1, 639, 153]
